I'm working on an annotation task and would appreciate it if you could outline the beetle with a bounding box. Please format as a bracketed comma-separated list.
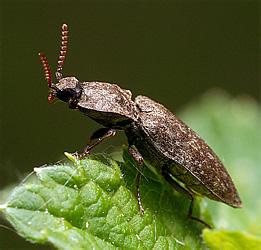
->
[39, 24, 242, 229]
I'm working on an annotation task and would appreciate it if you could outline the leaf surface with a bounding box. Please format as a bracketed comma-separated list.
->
[3, 152, 209, 249]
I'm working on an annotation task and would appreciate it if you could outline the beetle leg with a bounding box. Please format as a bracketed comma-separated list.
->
[188, 197, 213, 229]
[185, 185, 204, 197]
[162, 171, 213, 229]
[128, 146, 145, 214]
[73, 128, 116, 158]
[86, 127, 112, 148]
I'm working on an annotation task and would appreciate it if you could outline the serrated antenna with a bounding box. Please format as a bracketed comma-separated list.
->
[39, 52, 52, 88]
[56, 24, 68, 80]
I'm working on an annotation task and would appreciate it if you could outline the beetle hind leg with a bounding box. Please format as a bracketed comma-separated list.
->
[162, 171, 213, 229]
[188, 198, 213, 229]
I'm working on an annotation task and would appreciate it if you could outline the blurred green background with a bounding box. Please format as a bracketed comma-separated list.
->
[1, 1, 259, 249]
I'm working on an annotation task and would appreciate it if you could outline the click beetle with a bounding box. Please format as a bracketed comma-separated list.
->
[39, 24, 242, 229]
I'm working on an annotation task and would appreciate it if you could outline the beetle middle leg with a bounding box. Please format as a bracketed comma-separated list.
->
[162, 171, 213, 229]
[73, 128, 116, 158]
[128, 146, 145, 214]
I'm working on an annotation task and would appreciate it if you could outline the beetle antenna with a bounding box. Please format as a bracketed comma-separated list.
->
[39, 52, 52, 88]
[56, 24, 68, 80]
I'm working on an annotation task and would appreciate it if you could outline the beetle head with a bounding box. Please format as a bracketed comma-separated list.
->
[50, 77, 83, 109]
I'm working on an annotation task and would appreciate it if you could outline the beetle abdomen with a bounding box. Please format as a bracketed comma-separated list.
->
[167, 162, 225, 203]
[133, 95, 242, 208]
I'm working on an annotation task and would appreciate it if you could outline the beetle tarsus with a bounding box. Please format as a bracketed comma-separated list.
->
[72, 150, 90, 159]
[188, 197, 213, 229]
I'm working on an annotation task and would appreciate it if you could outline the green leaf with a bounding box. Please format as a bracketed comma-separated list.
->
[2, 152, 209, 249]
[203, 229, 261, 249]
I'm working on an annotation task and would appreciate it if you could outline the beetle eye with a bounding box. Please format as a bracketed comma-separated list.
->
[58, 88, 75, 102]
[64, 89, 72, 96]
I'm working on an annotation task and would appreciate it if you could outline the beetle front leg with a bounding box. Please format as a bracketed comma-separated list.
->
[128, 146, 145, 214]
[73, 128, 116, 158]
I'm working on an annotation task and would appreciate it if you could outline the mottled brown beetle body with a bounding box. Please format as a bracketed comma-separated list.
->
[39, 24, 242, 229]
[125, 96, 242, 208]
